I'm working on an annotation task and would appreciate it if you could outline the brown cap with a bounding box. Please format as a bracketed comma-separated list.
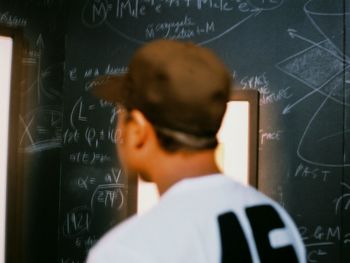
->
[93, 39, 231, 142]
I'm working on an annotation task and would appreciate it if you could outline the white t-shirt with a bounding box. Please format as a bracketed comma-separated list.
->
[87, 174, 306, 263]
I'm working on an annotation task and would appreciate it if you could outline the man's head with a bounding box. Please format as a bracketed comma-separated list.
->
[93, 40, 232, 181]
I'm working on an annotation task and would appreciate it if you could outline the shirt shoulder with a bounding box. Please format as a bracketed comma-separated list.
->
[87, 241, 150, 263]
[87, 175, 306, 263]
[86, 214, 155, 263]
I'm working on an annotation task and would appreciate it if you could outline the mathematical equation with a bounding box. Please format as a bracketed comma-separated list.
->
[300, 224, 350, 263]
[69, 151, 112, 165]
[64, 126, 121, 148]
[60, 167, 128, 258]
[80, 0, 284, 44]
[144, 15, 215, 40]
[83, 0, 261, 21]
[63, 96, 121, 166]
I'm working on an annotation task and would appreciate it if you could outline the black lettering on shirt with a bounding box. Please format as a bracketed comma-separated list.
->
[217, 205, 299, 263]
[218, 212, 253, 263]
[246, 205, 298, 263]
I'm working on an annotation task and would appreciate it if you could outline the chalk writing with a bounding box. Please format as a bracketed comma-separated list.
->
[62, 206, 92, 238]
[145, 15, 215, 40]
[306, 245, 330, 263]
[70, 97, 92, 127]
[65, 95, 123, 160]
[18, 107, 63, 153]
[74, 235, 97, 251]
[335, 183, 350, 215]
[59, 166, 128, 261]
[289, 163, 331, 182]
[96, 188, 124, 208]
[83, 0, 250, 22]
[299, 224, 350, 262]
[0, 11, 27, 27]
[69, 152, 112, 165]
[90, 168, 127, 210]
[69, 96, 118, 129]
[91, 184, 126, 210]
[76, 176, 97, 190]
[259, 129, 283, 145]
[81, 0, 269, 44]
[240, 73, 269, 94]
[63, 127, 122, 148]
[68, 65, 127, 83]
[261, 86, 292, 105]
[240, 73, 293, 106]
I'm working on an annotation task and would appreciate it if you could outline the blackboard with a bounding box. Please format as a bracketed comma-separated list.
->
[0, 1, 65, 262]
[1, 0, 349, 262]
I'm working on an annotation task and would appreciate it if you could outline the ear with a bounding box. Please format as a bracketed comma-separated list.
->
[128, 109, 150, 149]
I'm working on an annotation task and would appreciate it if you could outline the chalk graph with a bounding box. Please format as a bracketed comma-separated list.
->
[19, 106, 63, 153]
[276, 0, 349, 168]
[22, 34, 62, 103]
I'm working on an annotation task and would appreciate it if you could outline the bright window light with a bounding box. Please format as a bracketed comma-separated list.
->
[137, 178, 159, 215]
[216, 101, 250, 185]
[0, 36, 13, 263]
[137, 100, 251, 215]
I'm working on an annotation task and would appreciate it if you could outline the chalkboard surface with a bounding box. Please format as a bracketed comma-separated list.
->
[0, 0, 349, 262]
[0, 1, 65, 262]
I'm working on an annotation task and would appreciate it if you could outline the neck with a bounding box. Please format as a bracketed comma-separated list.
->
[149, 149, 220, 195]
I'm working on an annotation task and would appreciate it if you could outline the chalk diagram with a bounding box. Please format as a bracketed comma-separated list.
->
[81, 0, 283, 45]
[276, 0, 350, 167]
[19, 106, 63, 153]
[22, 34, 62, 102]
[18, 35, 63, 153]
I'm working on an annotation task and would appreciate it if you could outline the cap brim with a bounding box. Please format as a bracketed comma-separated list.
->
[91, 74, 127, 104]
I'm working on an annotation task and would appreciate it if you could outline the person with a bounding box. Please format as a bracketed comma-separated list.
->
[86, 39, 306, 263]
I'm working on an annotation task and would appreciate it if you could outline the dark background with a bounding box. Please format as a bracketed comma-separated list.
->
[0, 0, 349, 262]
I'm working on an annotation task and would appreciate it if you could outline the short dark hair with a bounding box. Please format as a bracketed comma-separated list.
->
[123, 109, 218, 153]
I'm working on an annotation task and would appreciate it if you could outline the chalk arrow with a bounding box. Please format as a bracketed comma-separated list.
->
[282, 104, 292, 115]
[287, 28, 297, 39]
[287, 28, 345, 63]
[282, 89, 318, 114]
[199, 8, 263, 45]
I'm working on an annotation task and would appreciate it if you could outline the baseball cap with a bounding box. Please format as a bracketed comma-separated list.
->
[92, 39, 232, 147]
